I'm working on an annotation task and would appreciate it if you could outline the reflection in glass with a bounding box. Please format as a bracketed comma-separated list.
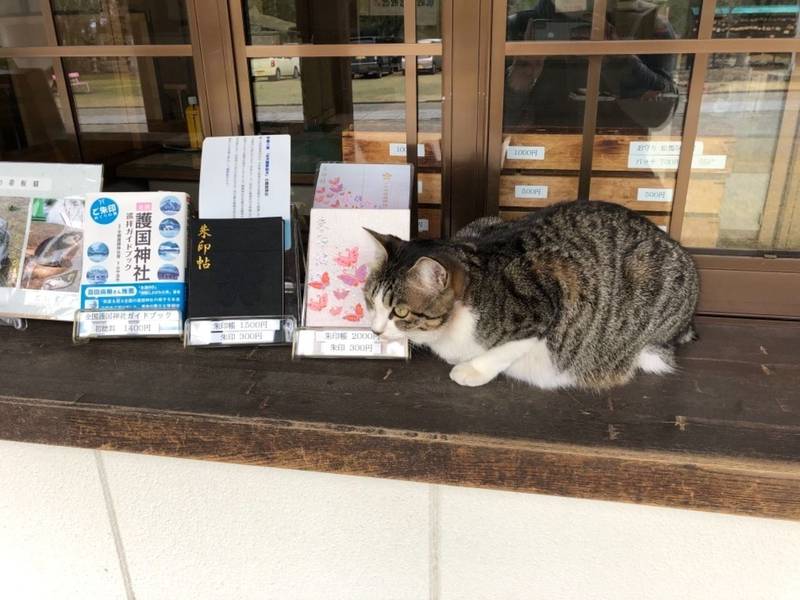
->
[63, 56, 197, 164]
[250, 56, 405, 174]
[589, 55, 691, 216]
[606, 0, 700, 40]
[596, 53, 689, 132]
[500, 56, 587, 215]
[683, 53, 799, 251]
[53, 0, 190, 45]
[244, 0, 404, 44]
[0, 0, 47, 47]
[507, 0, 701, 41]
[503, 56, 588, 131]
[710, 0, 799, 39]
[418, 62, 442, 238]
[507, 0, 593, 42]
[417, 0, 441, 40]
[0, 58, 80, 162]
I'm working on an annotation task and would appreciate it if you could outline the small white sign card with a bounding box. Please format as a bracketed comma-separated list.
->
[199, 135, 292, 248]
[313, 163, 412, 210]
[0, 162, 102, 321]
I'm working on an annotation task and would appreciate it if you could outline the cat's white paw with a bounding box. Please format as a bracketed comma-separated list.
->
[449, 362, 495, 387]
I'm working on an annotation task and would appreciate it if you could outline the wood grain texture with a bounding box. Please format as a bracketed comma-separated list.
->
[499, 175, 579, 207]
[418, 207, 441, 239]
[341, 131, 442, 168]
[418, 172, 442, 204]
[0, 318, 798, 519]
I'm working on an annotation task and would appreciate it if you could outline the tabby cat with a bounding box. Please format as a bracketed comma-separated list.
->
[364, 201, 699, 390]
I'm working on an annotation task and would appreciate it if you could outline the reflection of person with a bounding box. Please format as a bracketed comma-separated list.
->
[506, 0, 680, 131]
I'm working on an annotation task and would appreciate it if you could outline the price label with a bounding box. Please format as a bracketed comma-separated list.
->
[692, 154, 727, 170]
[75, 309, 182, 340]
[293, 329, 408, 359]
[506, 146, 545, 161]
[515, 185, 548, 199]
[389, 143, 425, 157]
[637, 188, 673, 202]
[186, 318, 292, 346]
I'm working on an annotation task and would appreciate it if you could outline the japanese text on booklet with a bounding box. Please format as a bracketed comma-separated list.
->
[79, 192, 189, 315]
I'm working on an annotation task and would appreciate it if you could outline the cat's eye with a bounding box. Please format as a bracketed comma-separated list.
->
[393, 306, 409, 318]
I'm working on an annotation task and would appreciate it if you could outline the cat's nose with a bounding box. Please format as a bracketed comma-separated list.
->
[371, 327, 383, 336]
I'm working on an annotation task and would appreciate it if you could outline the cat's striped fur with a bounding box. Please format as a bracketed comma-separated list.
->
[365, 201, 699, 390]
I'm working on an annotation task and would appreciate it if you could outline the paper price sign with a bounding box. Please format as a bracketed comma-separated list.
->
[75, 309, 183, 340]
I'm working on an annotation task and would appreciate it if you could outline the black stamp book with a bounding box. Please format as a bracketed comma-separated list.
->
[187, 216, 284, 319]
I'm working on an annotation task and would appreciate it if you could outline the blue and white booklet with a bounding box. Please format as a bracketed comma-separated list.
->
[0, 162, 102, 321]
[79, 192, 189, 316]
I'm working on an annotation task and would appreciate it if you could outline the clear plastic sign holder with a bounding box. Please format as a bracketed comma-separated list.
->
[0, 318, 27, 331]
[292, 328, 409, 359]
[73, 309, 183, 342]
[183, 206, 302, 348]
[292, 166, 410, 360]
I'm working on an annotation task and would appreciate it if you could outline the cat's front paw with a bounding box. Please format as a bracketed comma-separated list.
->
[449, 362, 496, 387]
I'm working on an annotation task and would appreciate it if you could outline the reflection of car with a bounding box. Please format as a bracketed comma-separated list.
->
[252, 57, 300, 80]
[351, 37, 402, 78]
[401, 39, 442, 74]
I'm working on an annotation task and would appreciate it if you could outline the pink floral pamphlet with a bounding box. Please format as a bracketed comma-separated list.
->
[313, 163, 412, 210]
[304, 208, 410, 328]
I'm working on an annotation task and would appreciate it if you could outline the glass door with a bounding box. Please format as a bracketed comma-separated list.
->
[484, 0, 800, 317]
[228, 0, 446, 237]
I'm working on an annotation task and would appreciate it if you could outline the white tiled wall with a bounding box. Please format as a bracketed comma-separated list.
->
[2, 439, 799, 600]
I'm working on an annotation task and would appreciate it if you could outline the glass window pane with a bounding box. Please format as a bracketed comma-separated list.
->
[418, 60, 442, 238]
[681, 53, 799, 251]
[53, 0, 191, 45]
[0, 58, 80, 162]
[499, 56, 588, 217]
[507, 0, 593, 41]
[606, 0, 701, 40]
[250, 56, 405, 176]
[417, 0, 441, 41]
[589, 54, 692, 225]
[711, 1, 799, 39]
[244, 0, 404, 45]
[0, 0, 48, 47]
[64, 56, 198, 168]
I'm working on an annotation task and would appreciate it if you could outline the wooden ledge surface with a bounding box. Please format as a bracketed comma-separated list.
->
[1, 317, 798, 520]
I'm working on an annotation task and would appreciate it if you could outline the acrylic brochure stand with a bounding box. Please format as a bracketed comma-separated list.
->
[0, 318, 27, 331]
[183, 206, 302, 348]
[292, 162, 411, 360]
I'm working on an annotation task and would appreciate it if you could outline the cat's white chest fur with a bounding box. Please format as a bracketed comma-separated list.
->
[410, 304, 486, 365]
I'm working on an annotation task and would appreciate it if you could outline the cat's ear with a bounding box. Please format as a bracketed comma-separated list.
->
[408, 256, 448, 292]
[364, 228, 404, 258]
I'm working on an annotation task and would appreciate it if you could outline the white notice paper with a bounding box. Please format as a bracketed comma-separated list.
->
[199, 135, 291, 248]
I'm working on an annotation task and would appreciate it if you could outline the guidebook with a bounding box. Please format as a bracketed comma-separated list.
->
[0, 162, 102, 321]
[79, 192, 189, 315]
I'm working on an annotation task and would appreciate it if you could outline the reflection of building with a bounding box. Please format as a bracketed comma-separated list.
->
[692, 4, 798, 38]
